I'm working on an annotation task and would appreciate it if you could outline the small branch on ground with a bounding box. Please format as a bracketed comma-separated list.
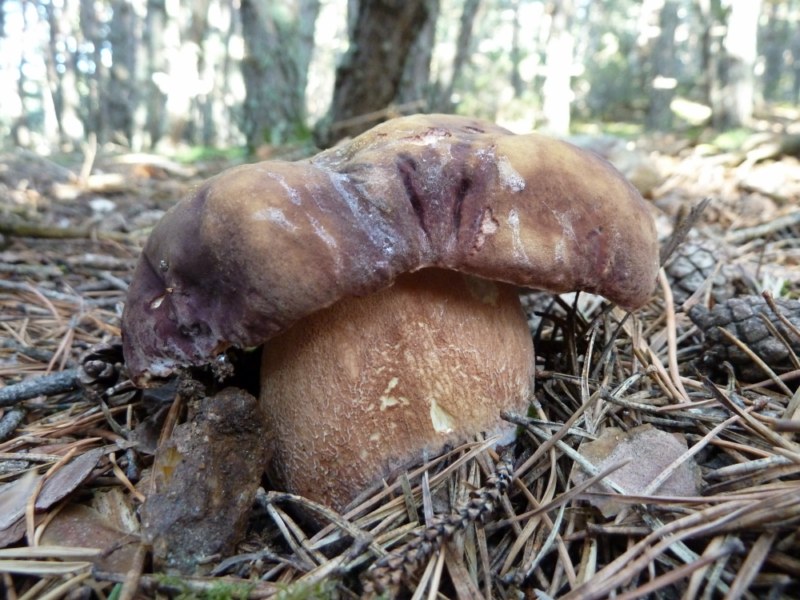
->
[0, 369, 80, 408]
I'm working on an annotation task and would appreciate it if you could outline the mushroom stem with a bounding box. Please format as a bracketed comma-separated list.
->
[259, 268, 535, 510]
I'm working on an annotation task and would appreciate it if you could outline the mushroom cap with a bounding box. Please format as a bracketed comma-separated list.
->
[122, 114, 658, 384]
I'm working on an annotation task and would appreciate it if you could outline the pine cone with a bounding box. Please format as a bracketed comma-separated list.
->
[665, 238, 737, 305]
[688, 296, 800, 381]
[78, 339, 126, 399]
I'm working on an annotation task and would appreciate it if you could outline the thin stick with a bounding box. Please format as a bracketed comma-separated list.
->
[658, 269, 691, 402]
[118, 543, 148, 600]
[0, 370, 80, 408]
[726, 532, 777, 599]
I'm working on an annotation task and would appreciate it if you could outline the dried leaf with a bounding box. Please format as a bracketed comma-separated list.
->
[0, 470, 41, 530]
[0, 517, 27, 549]
[39, 504, 140, 574]
[36, 447, 105, 511]
[573, 424, 701, 517]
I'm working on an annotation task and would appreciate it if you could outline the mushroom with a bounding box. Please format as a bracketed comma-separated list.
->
[122, 114, 659, 510]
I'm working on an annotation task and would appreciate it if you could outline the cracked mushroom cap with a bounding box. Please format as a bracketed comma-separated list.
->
[122, 114, 659, 384]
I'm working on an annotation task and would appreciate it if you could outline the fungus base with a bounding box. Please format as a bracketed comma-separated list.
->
[259, 268, 535, 510]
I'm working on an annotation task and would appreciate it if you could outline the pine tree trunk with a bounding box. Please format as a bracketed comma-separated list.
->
[541, 0, 575, 135]
[143, 0, 168, 148]
[320, 0, 433, 145]
[645, 0, 679, 131]
[715, 0, 763, 128]
[108, 0, 139, 145]
[239, 0, 320, 151]
[395, 0, 439, 108]
[436, 0, 481, 112]
[793, 24, 800, 104]
[80, 0, 109, 142]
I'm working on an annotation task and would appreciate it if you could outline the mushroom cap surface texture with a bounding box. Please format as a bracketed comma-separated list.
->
[122, 113, 659, 384]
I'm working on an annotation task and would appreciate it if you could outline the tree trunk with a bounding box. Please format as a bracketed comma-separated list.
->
[12, 1, 33, 147]
[43, 1, 66, 143]
[541, 0, 575, 135]
[715, 0, 763, 128]
[215, 0, 239, 146]
[760, 2, 785, 102]
[395, 0, 439, 109]
[320, 0, 432, 145]
[239, 0, 321, 151]
[186, 0, 212, 146]
[107, 0, 139, 145]
[645, 0, 679, 131]
[143, 0, 168, 148]
[436, 0, 480, 112]
[790, 13, 800, 104]
[697, 0, 724, 123]
[80, 0, 109, 142]
[510, 0, 523, 98]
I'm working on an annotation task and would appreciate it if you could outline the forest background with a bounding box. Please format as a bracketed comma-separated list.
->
[2, 0, 799, 157]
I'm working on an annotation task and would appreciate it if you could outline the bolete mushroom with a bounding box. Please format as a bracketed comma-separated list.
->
[122, 114, 658, 510]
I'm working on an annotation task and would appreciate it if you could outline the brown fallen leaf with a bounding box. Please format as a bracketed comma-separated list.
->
[573, 424, 701, 517]
[0, 470, 41, 532]
[0, 516, 28, 548]
[35, 447, 105, 511]
[39, 504, 140, 573]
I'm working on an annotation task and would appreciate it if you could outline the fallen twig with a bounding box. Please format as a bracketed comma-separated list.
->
[0, 221, 130, 242]
[0, 407, 26, 442]
[660, 197, 711, 266]
[726, 210, 800, 244]
[0, 369, 79, 408]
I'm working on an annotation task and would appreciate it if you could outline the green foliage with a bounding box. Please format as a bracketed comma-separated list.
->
[275, 579, 337, 600]
[107, 584, 123, 600]
[264, 120, 315, 147]
[153, 574, 254, 600]
[148, 576, 337, 600]
[174, 146, 248, 164]
[571, 121, 643, 139]
[710, 128, 754, 151]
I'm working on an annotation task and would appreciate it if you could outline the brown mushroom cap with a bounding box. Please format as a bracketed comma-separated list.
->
[122, 113, 658, 384]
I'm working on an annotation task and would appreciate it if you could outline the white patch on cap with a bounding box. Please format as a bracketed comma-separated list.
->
[307, 214, 337, 249]
[550, 208, 577, 266]
[406, 127, 450, 147]
[508, 209, 530, 263]
[149, 294, 166, 310]
[264, 171, 302, 206]
[473, 208, 499, 252]
[497, 155, 526, 192]
[430, 399, 455, 434]
[253, 207, 297, 231]
[379, 377, 407, 410]
[144, 357, 178, 379]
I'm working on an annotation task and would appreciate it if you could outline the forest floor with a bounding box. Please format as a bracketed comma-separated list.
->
[0, 119, 799, 599]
